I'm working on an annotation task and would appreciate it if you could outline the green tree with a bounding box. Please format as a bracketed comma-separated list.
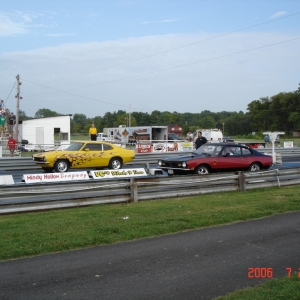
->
[160, 111, 172, 125]
[72, 114, 87, 132]
[34, 108, 60, 118]
[116, 114, 137, 127]
[131, 112, 151, 126]
[19, 110, 30, 121]
[150, 110, 161, 125]
[170, 111, 183, 125]
[269, 92, 300, 133]
[247, 97, 271, 132]
[199, 116, 216, 129]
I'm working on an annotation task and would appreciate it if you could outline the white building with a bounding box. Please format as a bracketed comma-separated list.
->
[18, 115, 71, 148]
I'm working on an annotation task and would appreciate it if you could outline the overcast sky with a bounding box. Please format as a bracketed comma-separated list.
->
[0, 0, 299, 118]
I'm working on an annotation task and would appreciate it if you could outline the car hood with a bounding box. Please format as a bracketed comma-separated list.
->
[33, 151, 64, 157]
[161, 153, 206, 161]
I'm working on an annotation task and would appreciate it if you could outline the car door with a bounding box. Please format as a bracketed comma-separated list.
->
[81, 143, 105, 167]
[217, 146, 248, 170]
[241, 147, 256, 167]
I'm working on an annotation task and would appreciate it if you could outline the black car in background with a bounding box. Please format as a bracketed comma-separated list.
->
[222, 135, 235, 142]
[264, 135, 280, 143]
[168, 133, 183, 141]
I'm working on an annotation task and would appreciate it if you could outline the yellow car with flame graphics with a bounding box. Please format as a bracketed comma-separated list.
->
[33, 141, 135, 173]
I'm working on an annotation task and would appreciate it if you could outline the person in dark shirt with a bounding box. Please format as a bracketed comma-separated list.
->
[8, 112, 16, 133]
[195, 131, 208, 149]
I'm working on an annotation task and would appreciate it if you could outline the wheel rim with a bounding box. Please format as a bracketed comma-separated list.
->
[57, 161, 68, 172]
[250, 164, 260, 172]
[197, 167, 208, 174]
[111, 159, 121, 169]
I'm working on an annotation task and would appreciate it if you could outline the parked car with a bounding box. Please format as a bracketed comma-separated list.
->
[44, 145, 69, 152]
[168, 133, 183, 141]
[158, 143, 273, 175]
[222, 135, 235, 142]
[264, 135, 280, 143]
[96, 133, 114, 142]
[32, 141, 135, 173]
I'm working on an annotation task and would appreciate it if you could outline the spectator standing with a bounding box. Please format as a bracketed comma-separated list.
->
[186, 131, 191, 141]
[0, 111, 6, 137]
[89, 124, 97, 141]
[8, 112, 16, 134]
[0, 100, 5, 111]
[195, 131, 208, 149]
[7, 135, 17, 157]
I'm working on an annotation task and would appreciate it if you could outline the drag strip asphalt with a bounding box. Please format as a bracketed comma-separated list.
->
[0, 211, 299, 300]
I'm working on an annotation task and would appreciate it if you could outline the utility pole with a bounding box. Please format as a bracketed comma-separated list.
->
[15, 74, 21, 142]
[128, 104, 131, 127]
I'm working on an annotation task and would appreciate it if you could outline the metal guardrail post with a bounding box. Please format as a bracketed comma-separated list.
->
[130, 178, 138, 202]
[238, 172, 246, 192]
[275, 169, 281, 187]
[133, 181, 138, 202]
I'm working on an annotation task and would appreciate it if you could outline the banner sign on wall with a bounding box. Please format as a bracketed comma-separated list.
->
[89, 168, 148, 179]
[180, 142, 194, 151]
[284, 141, 293, 148]
[23, 172, 89, 183]
[152, 143, 166, 153]
[137, 143, 152, 153]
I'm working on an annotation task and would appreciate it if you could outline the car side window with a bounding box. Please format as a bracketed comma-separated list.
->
[233, 147, 241, 155]
[222, 146, 240, 156]
[82, 143, 103, 151]
[103, 144, 113, 151]
[241, 148, 252, 156]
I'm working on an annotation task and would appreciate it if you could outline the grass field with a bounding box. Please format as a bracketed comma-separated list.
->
[216, 273, 300, 300]
[1, 185, 300, 260]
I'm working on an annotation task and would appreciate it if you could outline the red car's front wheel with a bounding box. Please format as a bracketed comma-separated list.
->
[194, 165, 209, 175]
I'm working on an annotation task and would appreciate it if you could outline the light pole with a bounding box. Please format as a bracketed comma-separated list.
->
[222, 123, 225, 134]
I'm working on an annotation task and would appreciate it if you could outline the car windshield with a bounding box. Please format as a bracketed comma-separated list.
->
[194, 144, 223, 156]
[65, 142, 84, 151]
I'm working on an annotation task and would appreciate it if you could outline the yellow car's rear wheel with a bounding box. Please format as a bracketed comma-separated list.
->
[109, 158, 122, 169]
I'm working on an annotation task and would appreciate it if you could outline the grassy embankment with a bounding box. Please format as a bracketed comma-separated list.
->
[215, 273, 300, 300]
[1, 185, 299, 260]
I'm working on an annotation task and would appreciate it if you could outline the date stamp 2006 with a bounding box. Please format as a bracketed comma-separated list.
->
[248, 268, 300, 278]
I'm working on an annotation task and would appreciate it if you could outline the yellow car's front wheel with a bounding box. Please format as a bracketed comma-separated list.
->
[54, 160, 70, 172]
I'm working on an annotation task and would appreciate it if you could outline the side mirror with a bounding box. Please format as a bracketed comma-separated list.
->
[84, 148, 89, 151]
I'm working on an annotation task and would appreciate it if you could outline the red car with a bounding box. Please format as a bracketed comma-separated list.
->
[158, 143, 273, 175]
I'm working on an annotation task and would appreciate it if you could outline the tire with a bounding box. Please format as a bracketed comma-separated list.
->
[42, 167, 53, 172]
[54, 160, 69, 172]
[249, 163, 261, 172]
[109, 158, 122, 170]
[194, 165, 209, 175]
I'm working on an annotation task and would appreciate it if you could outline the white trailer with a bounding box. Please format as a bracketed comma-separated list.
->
[18, 115, 71, 149]
[103, 126, 168, 144]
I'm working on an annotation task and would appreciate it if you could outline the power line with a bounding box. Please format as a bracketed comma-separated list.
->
[20, 12, 300, 113]
[22, 36, 300, 112]
[4, 82, 16, 105]
[20, 78, 142, 111]
[40, 12, 300, 83]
